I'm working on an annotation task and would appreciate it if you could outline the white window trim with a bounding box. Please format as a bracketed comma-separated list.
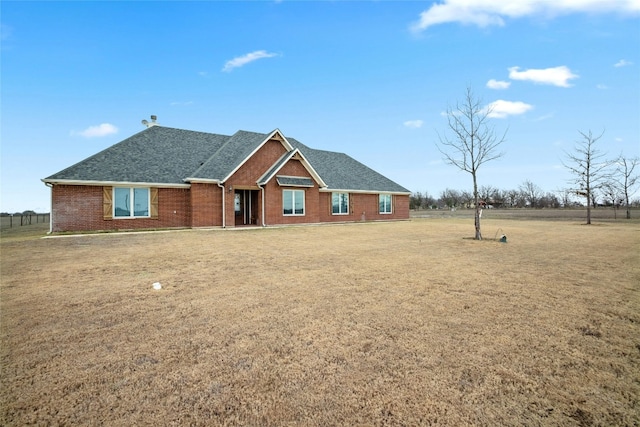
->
[379, 194, 393, 214]
[113, 187, 151, 219]
[283, 189, 305, 216]
[332, 192, 349, 215]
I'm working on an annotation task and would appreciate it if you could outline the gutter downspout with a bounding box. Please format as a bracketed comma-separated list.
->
[45, 182, 53, 234]
[258, 183, 266, 227]
[217, 183, 226, 228]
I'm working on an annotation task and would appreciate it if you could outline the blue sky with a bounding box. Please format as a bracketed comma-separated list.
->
[1, 0, 639, 213]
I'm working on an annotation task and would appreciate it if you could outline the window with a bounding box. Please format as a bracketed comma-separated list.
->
[379, 194, 392, 214]
[332, 192, 349, 215]
[114, 187, 150, 218]
[283, 189, 305, 216]
[234, 193, 241, 213]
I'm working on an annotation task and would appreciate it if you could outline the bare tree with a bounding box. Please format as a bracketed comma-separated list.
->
[410, 192, 424, 210]
[612, 156, 639, 219]
[557, 189, 573, 208]
[505, 189, 520, 208]
[460, 190, 474, 208]
[519, 180, 543, 208]
[478, 185, 496, 207]
[601, 182, 623, 219]
[440, 188, 461, 210]
[437, 87, 507, 239]
[563, 130, 610, 225]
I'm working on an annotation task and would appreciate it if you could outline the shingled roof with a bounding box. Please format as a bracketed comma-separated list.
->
[44, 125, 409, 193]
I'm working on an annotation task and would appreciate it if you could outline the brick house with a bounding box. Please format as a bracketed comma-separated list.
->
[43, 124, 410, 232]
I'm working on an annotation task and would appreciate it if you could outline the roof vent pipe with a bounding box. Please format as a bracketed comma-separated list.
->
[141, 115, 159, 128]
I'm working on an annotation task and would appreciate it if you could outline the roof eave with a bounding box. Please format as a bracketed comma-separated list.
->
[257, 148, 327, 188]
[292, 149, 327, 188]
[41, 178, 191, 188]
[184, 177, 222, 184]
[319, 188, 411, 195]
[221, 129, 293, 183]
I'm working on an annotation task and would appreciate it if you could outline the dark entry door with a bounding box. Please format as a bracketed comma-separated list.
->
[234, 190, 259, 226]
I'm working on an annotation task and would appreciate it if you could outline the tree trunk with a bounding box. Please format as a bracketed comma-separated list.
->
[625, 191, 631, 219]
[473, 175, 482, 240]
[475, 206, 482, 240]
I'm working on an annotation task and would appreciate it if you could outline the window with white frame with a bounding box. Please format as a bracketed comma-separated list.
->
[114, 187, 150, 218]
[379, 194, 392, 214]
[332, 192, 349, 215]
[283, 189, 305, 215]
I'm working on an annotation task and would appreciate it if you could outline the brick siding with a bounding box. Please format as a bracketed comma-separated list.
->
[318, 192, 410, 223]
[51, 185, 190, 232]
[190, 183, 222, 227]
[49, 137, 409, 232]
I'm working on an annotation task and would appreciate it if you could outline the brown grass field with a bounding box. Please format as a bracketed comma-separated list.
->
[1, 212, 639, 426]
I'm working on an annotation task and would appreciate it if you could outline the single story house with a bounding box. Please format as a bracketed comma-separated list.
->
[43, 123, 410, 232]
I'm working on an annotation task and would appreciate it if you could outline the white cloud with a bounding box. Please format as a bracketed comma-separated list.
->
[614, 59, 632, 67]
[486, 100, 533, 118]
[403, 120, 424, 129]
[486, 79, 511, 90]
[508, 65, 578, 87]
[596, 84, 608, 90]
[72, 123, 118, 138]
[411, 0, 640, 31]
[222, 50, 279, 72]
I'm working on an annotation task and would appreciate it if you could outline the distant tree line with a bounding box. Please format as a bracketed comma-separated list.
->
[1, 210, 41, 217]
[410, 180, 640, 211]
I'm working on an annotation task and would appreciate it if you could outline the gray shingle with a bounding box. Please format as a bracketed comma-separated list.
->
[45, 126, 228, 184]
[276, 176, 314, 187]
[188, 130, 268, 181]
[45, 126, 410, 193]
[287, 138, 410, 193]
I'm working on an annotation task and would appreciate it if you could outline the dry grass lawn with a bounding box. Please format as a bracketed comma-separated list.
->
[1, 218, 639, 426]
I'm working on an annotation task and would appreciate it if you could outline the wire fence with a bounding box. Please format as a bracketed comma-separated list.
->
[0, 214, 50, 229]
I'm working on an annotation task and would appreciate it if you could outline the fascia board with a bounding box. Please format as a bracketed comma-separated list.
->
[271, 128, 294, 151]
[257, 149, 328, 189]
[184, 177, 222, 184]
[319, 188, 412, 195]
[41, 179, 190, 188]
[257, 151, 296, 185]
[222, 129, 293, 183]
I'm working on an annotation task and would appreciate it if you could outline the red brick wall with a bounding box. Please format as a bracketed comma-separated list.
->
[227, 140, 287, 186]
[224, 139, 289, 227]
[394, 194, 410, 219]
[51, 185, 191, 232]
[261, 159, 321, 225]
[190, 183, 222, 227]
[318, 192, 410, 223]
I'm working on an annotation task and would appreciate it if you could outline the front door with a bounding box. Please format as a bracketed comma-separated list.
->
[234, 190, 259, 226]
